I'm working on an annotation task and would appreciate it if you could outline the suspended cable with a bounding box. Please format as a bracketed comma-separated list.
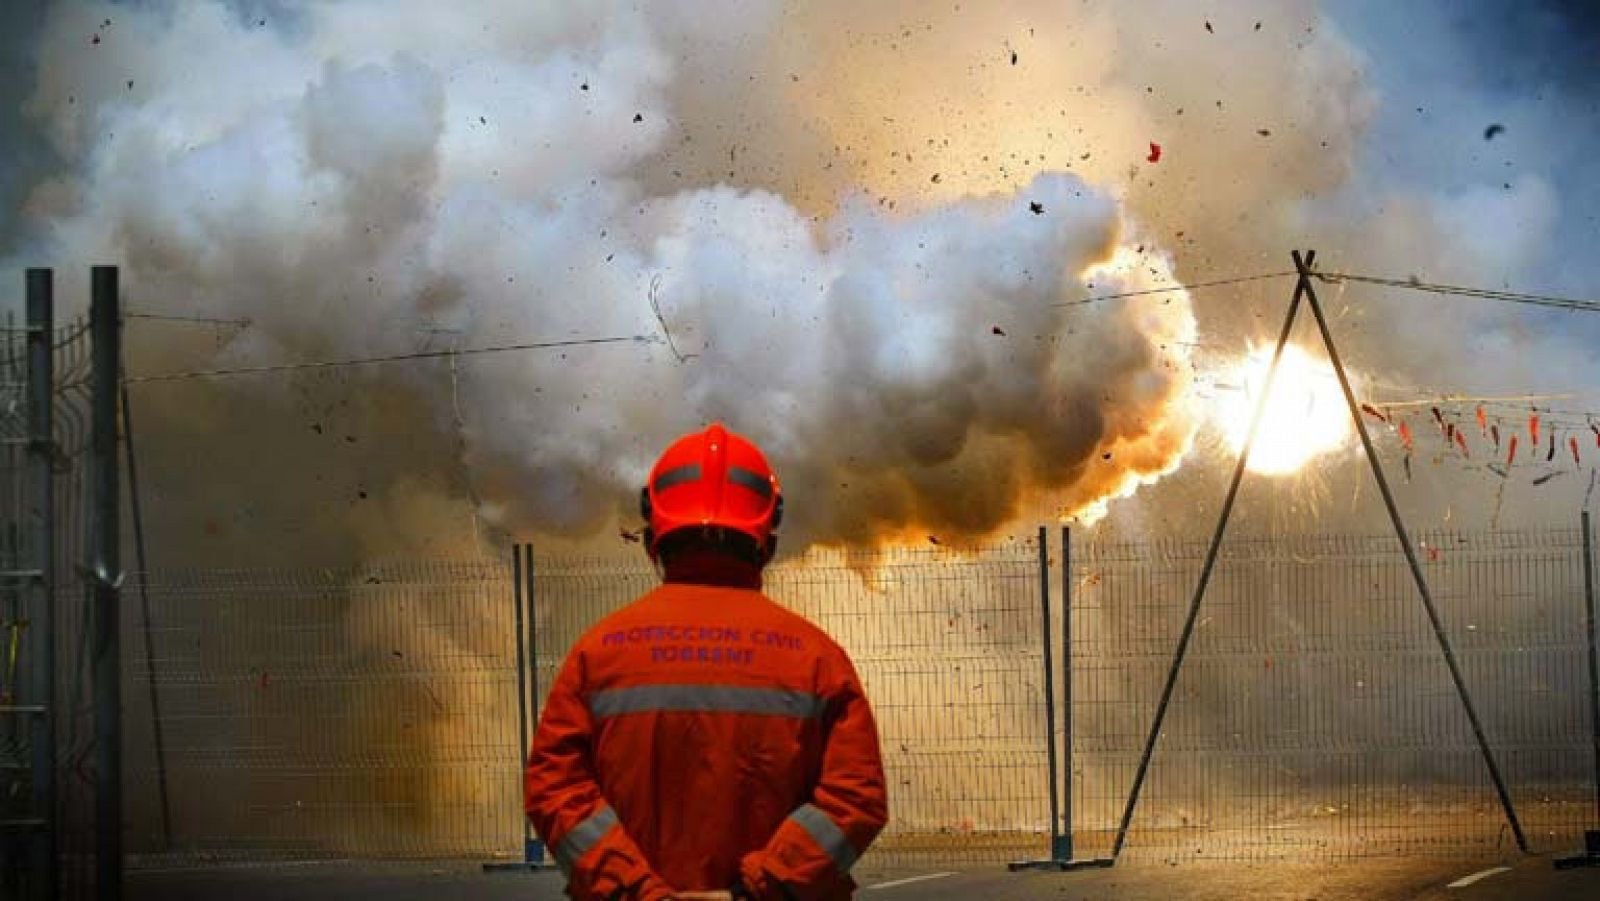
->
[124, 334, 655, 384]
[126, 313, 252, 326]
[1316, 271, 1600, 314]
[1057, 270, 1298, 306]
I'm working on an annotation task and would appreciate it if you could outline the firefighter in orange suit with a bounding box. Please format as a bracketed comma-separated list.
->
[525, 423, 888, 900]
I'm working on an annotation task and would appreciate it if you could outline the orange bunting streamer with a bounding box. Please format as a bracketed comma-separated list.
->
[1476, 405, 1487, 434]
[1547, 432, 1557, 463]
[1572, 435, 1581, 466]
[1491, 424, 1501, 448]
[1507, 434, 1519, 467]
[1530, 413, 1540, 446]
[1455, 430, 1469, 457]
[1399, 421, 1414, 453]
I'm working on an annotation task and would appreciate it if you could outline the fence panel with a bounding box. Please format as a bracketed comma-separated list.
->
[124, 560, 520, 864]
[117, 526, 1598, 868]
[1072, 529, 1593, 861]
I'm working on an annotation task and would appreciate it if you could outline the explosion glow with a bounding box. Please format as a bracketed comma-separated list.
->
[1217, 344, 1352, 476]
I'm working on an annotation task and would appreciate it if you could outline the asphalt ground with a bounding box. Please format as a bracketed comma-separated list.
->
[125, 854, 1600, 900]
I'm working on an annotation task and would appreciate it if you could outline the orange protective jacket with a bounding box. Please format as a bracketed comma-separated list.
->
[525, 580, 888, 900]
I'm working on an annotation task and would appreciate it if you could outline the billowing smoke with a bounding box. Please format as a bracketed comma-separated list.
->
[3, 0, 1212, 557]
[6, 0, 1599, 861]
[2, 0, 1597, 560]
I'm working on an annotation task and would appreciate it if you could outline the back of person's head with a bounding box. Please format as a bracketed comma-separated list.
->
[640, 423, 783, 575]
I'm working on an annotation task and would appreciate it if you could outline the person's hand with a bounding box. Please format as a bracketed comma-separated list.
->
[673, 892, 733, 900]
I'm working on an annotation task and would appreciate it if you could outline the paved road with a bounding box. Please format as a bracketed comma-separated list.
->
[127, 855, 1600, 900]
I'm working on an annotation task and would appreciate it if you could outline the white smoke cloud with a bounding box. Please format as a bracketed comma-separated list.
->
[5, 0, 1209, 554]
[5, 0, 1595, 557]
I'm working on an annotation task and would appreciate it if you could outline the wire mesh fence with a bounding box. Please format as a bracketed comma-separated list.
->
[118, 526, 1599, 871]
[1071, 528, 1594, 862]
[123, 561, 522, 864]
[0, 292, 101, 900]
[533, 544, 1050, 867]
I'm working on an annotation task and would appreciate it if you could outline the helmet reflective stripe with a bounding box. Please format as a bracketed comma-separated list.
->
[726, 466, 774, 499]
[652, 464, 703, 493]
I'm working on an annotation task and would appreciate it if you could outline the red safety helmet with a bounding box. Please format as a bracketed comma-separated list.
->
[640, 422, 783, 560]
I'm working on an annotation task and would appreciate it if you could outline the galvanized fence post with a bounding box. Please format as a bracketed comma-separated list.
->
[121, 367, 171, 852]
[1059, 525, 1071, 863]
[522, 544, 548, 866]
[485, 542, 550, 872]
[91, 265, 123, 900]
[26, 269, 57, 900]
[1588, 511, 1600, 842]
[1557, 509, 1600, 868]
[1009, 528, 1111, 872]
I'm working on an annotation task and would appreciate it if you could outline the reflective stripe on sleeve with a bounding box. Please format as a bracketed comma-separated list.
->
[588, 684, 826, 720]
[553, 805, 618, 876]
[788, 803, 857, 873]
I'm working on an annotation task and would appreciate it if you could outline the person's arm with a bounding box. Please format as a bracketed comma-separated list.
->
[525, 653, 675, 900]
[737, 653, 888, 900]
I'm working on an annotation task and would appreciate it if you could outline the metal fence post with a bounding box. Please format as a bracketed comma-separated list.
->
[522, 544, 547, 864]
[485, 543, 550, 872]
[121, 379, 171, 851]
[91, 265, 123, 899]
[1009, 526, 1112, 872]
[1059, 525, 1072, 863]
[1588, 511, 1599, 838]
[1557, 509, 1600, 867]
[26, 269, 57, 900]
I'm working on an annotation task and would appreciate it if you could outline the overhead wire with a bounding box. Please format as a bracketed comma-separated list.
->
[1057, 270, 1297, 306]
[123, 334, 655, 384]
[1315, 271, 1600, 315]
[119, 263, 1600, 386]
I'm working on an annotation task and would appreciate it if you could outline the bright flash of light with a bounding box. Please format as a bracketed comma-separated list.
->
[1215, 344, 1351, 476]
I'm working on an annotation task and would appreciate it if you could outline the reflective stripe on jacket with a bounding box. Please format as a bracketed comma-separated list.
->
[525, 581, 888, 899]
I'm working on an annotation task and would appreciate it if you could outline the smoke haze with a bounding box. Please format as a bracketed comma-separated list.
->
[1, 0, 1597, 561]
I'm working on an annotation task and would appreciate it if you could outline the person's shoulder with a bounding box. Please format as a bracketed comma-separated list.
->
[755, 592, 849, 658]
[574, 587, 665, 643]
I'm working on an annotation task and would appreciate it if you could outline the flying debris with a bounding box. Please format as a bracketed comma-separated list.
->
[1147, 142, 1163, 163]
[1484, 123, 1505, 140]
[1028, 201, 1045, 215]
